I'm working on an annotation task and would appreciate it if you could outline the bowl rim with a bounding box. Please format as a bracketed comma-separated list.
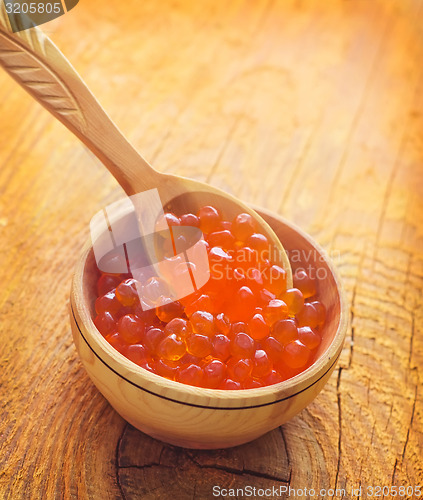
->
[71, 207, 348, 409]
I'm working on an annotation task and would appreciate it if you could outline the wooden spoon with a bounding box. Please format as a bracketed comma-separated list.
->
[0, 7, 292, 285]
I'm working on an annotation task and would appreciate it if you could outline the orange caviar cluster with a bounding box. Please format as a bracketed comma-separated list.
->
[93, 207, 326, 389]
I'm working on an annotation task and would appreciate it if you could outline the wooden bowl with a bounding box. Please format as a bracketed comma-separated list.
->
[70, 208, 347, 449]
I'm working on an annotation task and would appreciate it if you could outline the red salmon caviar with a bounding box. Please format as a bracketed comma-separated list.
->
[198, 206, 221, 233]
[262, 336, 283, 363]
[180, 353, 202, 366]
[230, 333, 255, 358]
[158, 334, 186, 361]
[220, 379, 242, 390]
[190, 311, 215, 336]
[155, 359, 178, 380]
[184, 294, 214, 317]
[247, 233, 269, 257]
[143, 327, 165, 355]
[227, 286, 256, 322]
[234, 247, 257, 271]
[164, 318, 191, 339]
[204, 359, 226, 388]
[208, 246, 232, 269]
[293, 269, 316, 298]
[95, 311, 116, 336]
[310, 300, 326, 326]
[163, 212, 180, 227]
[281, 288, 304, 315]
[263, 299, 289, 326]
[245, 268, 264, 293]
[208, 230, 236, 251]
[118, 314, 146, 344]
[125, 344, 148, 365]
[95, 291, 120, 316]
[258, 288, 276, 306]
[227, 358, 253, 382]
[180, 213, 200, 227]
[134, 303, 157, 324]
[262, 370, 284, 386]
[296, 302, 320, 329]
[272, 318, 298, 345]
[142, 277, 170, 305]
[248, 313, 270, 340]
[232, 213, 256, 241]
[231, 321, 249, 335]
[94, 206, 327, 389]
[105, 332, 125, 352]
[186, 334, 212, 358]
[176, 363, 203, 386]
[264, 265, 287, 295]
[215, 313, 231, 335]
[220, 220, 232, 231]
[156, 300, 184, 323]
[298, 326, 321, 350]
[251, 349, 272, 378]
[211, 334, 231, 361]
[244, 378, 264, 389]
[281, 340, 311, 369]
[116, 279, 139, 307]
[97, 274, 121, 296]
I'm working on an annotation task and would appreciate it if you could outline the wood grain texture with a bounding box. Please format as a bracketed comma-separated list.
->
[0, 0, 422, 498]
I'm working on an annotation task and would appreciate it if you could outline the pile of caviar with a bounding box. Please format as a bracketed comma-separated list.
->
[93, 206, 326, 389]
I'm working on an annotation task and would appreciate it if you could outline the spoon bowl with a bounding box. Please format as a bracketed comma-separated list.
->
[137, 171, 293, 282]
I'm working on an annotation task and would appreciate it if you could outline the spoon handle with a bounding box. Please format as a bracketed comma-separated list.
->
[0, 6, 160, 195]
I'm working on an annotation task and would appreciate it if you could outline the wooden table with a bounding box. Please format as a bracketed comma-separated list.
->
[1, 0, 422, 498]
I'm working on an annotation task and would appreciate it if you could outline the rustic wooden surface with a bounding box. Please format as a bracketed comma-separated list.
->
[0, 0, 422, 498]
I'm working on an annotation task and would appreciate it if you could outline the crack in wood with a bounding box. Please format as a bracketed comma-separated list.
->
[400, 384, 418, 463]
[408, 312, 415, 367]
[384, 401, 394, 432]
[279, 118, 321, 215]
[185, 453, 290, 484]
[116, 425, 127, 500]
[118, 464, 174, 471]
[333, 367, 343, 496]
[205, 114, 243, 184]
[391, 458, 398, 484]
[347, 239, 369, 369]
[278, 426, 291, 484]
